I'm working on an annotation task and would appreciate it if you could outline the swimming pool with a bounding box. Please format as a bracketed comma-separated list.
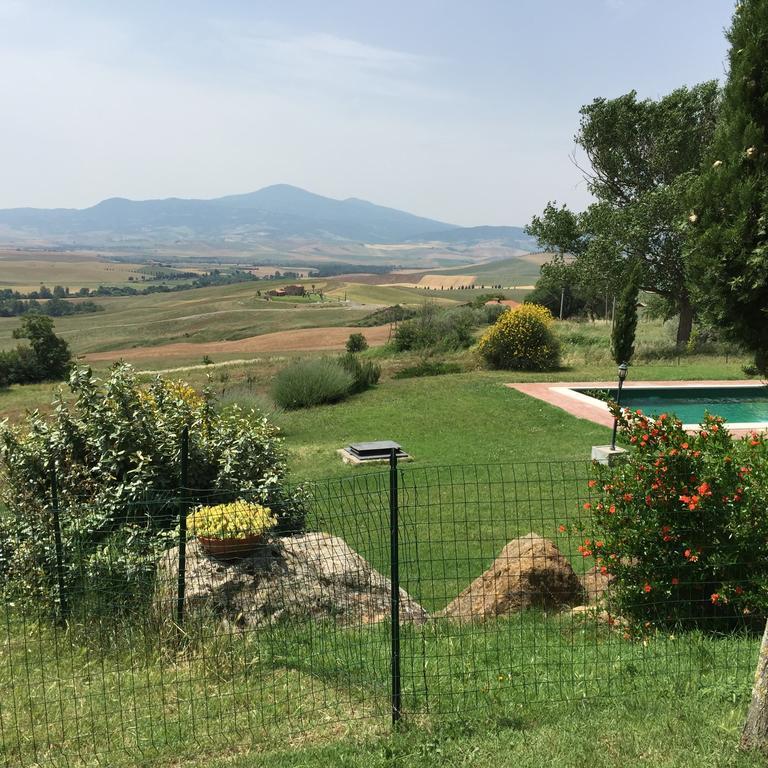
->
[572, 384, 768, 429]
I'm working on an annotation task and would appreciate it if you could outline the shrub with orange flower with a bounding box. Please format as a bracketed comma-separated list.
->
[584, 406, 768, 630]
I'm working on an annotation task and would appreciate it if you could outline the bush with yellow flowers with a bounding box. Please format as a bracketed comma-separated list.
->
[477, 303, 561, 370]
[188, 501, 276, 539]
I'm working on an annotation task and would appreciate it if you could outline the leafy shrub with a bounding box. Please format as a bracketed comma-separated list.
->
[188, 501, 276, 539]
[345, 333, 369, 353]
[477, 304, 561, 370]
[337, 353, 381, 393]
[581, 407, 768, 631]
[0, 364, 304, 605]
[272, 358, 354, 409]
[393, 305, 477, 352]
[393, 360, 462, 379]
[743, 363, 759, 377]
[484, 303, 508, 324]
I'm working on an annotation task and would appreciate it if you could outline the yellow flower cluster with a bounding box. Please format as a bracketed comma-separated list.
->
[187, 501, 276, 539]
[477, 303, 560, 370]
[138, 379, 204, 411]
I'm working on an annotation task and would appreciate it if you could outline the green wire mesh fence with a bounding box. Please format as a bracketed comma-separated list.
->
[0, 458, 761, 766]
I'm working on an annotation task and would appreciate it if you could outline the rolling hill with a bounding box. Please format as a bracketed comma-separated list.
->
[0, 185, 538, 252]
[0, 185, 457, 245]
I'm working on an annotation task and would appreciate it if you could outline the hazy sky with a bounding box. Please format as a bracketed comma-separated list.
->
[0, 0, 734, 226]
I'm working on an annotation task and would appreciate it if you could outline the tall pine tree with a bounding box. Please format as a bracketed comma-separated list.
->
[690, 0, 768, 373]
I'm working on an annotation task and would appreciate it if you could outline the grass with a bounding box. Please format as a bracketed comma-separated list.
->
[1, 599, 761, 768]
[277, 373, 607, 479]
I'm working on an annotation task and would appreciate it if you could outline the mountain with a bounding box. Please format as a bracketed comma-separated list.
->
[408, 225, 537, 250]
[0, 185, 459, 245]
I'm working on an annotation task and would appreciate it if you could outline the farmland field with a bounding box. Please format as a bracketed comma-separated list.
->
[426, 252, 554, 287]
[0, 250, 166, 290]
[0, 279, 364, 360]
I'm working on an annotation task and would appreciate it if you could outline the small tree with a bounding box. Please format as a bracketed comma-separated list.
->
[8, 314, 71, 384]
[611, 264, 641, 365]
[345, 332, 369, 353]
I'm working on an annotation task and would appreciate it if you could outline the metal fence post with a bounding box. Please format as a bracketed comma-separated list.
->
[49, 461, 68, 626]
[176, 426, 190, 628]
[389, 447, 402, 725]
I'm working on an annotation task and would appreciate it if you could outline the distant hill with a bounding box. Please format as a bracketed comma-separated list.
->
[409, 225, 537, 250]
[0, 186, 538, 251]
[0, 185, 458, 245]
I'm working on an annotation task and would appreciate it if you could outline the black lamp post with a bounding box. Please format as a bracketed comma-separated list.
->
[610, 362, 629, 451]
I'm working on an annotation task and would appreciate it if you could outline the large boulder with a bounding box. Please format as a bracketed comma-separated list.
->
[437, 533, 583, 621]
[156, 532, 428, 629]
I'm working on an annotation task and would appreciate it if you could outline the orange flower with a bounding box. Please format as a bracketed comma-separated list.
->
[643, 583, 652, 593]
[608, 504, 616, 514]
[588, 479, 597, 488]
[710, 593, 720, 604]
[600, 566, 608, 575]
[671, 577, 679, 586]
[623, 493, 633, 502]
[681, 442, 689, 450]
[558, 524, 566, 533]
[735, 586, 744, 595]
[583, 502, 592, 510]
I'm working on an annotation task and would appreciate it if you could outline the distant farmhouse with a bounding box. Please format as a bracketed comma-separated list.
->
[266, 284, 306, 298]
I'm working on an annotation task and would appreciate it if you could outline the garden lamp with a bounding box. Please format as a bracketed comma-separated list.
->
[610, 362, 629, 451]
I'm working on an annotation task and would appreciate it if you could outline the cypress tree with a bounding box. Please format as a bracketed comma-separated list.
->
[690, 0, 768, 374]
[611, 264, 641, 366]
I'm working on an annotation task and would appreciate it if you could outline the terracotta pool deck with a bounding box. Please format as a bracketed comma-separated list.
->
[506, 380, 765, 438]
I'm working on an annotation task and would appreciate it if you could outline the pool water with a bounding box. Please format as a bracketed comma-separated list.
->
[577, 385, 768, 425]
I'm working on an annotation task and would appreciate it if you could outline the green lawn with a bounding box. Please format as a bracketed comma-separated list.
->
[2, 607, 760, 768]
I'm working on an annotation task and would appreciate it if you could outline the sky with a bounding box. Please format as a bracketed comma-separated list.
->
[0, 0, 735, 227]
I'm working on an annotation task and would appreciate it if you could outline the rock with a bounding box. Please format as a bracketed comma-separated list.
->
[156, 532, 428, 629]
[436, 533, 583, 621]
[581, 564, 614, 605]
